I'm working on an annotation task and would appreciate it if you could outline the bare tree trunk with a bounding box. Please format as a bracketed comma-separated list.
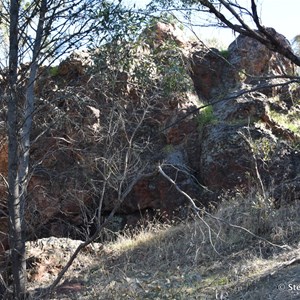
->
[19, 0, 47, 220]
[8, 0, 27, 298]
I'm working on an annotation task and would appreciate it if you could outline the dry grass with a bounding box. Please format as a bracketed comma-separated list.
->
[28, 192, 300, 299]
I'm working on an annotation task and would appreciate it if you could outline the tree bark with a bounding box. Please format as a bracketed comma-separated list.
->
[8, 0, 27, 298]
[19, 0, 47, 221]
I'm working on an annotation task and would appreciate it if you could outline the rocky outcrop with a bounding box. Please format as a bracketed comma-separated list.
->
[190, 28, 295, 101]
[58, 50, 92, 78]
[190, 29, 300, 202]
[0, 24, 299, 254]
[190, 48, 235, 100]
[228, 30, 294, 80]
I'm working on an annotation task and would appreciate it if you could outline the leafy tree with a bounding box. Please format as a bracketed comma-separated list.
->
[29, 10, 194, 299]
[2, 0, 134, 298]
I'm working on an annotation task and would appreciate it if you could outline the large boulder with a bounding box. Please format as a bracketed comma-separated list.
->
[190, 28, 295, 101]
[228, 30, 294, 80]
[57, 50, 92, 81]
[144, 21, 188, 47]
[190, 47, 235, 100]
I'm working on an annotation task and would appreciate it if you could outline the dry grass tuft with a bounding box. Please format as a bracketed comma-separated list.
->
[28, 190, 300, 299]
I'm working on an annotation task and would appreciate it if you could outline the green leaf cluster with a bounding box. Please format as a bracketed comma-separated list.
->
[91, 14, 193, 98]
[196, 105, 216, 130]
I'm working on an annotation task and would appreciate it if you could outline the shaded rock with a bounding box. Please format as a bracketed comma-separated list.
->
[273, 177, 300, 205]
[196, 75, 300, 201]
[213, 90, 268, 122]
[200, 123, 253, 190]
[58, 50, 92, 80]
[166, 119, 197, 145]
[190, 48, 235, 100]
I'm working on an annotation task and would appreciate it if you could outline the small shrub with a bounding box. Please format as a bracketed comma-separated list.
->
[49, 65, 59, 77]
[163, 144, 174, 154]
[219, 49, 229, 59]
[196, 105, 216, 130]
[269, 109, 300, 135]
[251, 137, 275, 162]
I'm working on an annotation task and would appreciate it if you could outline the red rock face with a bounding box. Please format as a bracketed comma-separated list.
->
[122, 170, 201, 217]
[191, 49, 233, 100]
[189, 29, 299, 203]
[166, 120, 197, 145]
[228, 32, 294, 80]
[0, 142, 7, 176]
[190, 30, 294, 101]
[0, 25, 299, 254]
[200, 123, 254, 189]
[149, 21, 188, 47]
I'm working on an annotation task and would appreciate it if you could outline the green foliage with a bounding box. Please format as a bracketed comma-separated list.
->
[196, 105, 216, 130]
[163, 144, 175, 154]
[269, 109, 300, 135]
[158, 12, 185, 30]
[288, 82, 300, 104]
[49, 65, 59, 77]
[91, 14, 193, 98]
[251, 137, 274, 162]
[219, 49, 229, 59]
[155, 40, 193, 96]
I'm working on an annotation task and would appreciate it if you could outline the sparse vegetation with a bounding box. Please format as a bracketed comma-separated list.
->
[163, 144, 175, 154]
[269, 108, 300, 135]
[251, 137, 275, 162]
[49, 66, 59, 77]
[220, 49, 229, 59]
[196, 104, 217, 131]
[27, 190, 300, 299]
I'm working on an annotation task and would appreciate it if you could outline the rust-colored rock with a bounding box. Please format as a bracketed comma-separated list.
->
[0, 24, 299, 253]
[190, 48, 234, 100]
[146, 21, 188, 47]
[190, 29, 295, 101]
[166, 120, 197, 145]
[0, 141, 8, 176]
[227, 30, 294, 89]
[58, 50, 92, 80]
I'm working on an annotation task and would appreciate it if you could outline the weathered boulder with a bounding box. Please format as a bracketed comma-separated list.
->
[190, 48, 235, 100]
[58, 50, 92, 80]
[144, 21, 188, 47]
[228, 30, 294, 80]
[190, 28, 295, 101]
